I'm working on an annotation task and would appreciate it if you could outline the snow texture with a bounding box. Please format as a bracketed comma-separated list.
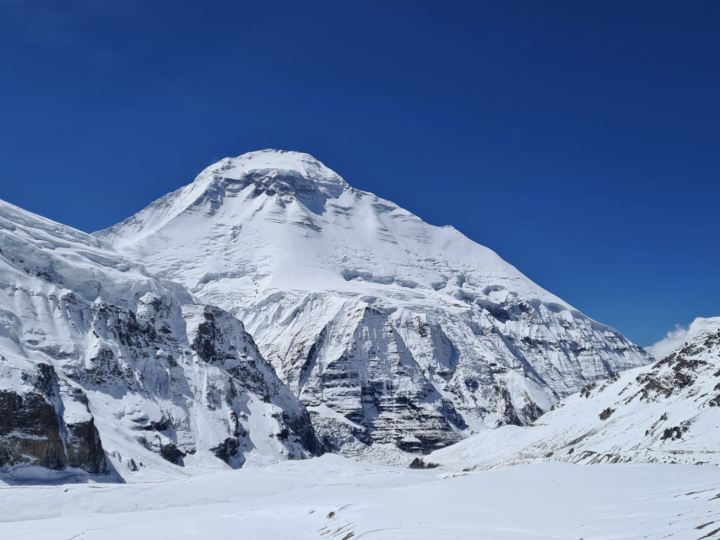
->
[97, 149, 652, 456]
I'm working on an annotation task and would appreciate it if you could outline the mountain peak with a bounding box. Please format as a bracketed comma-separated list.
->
[195, 149, 348, 200]
[94, 149, 349, 248]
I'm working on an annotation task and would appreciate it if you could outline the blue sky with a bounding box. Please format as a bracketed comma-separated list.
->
[0, 0, 718, 347]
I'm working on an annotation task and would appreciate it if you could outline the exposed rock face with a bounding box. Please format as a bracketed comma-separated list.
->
[0, 388, 66, 470]
[183, 305, 322, 459]
[96, 149, 652, 457]
[0, 359, 106, 474]
[64, 418, 106, 472]
[297, 306, 465, 453]
[0, 198, 322, 480]
[429, 317, 720, 470]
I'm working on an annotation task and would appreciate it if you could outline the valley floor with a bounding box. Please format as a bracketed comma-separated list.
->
[1, 456, 719, 539]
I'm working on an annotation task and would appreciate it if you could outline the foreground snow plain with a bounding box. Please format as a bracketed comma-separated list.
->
[2, 455, 718, 539]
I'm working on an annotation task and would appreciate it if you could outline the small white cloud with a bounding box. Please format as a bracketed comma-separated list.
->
[646, 325, 689, 360]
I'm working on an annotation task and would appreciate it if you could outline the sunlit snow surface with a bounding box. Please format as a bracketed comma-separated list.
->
[1, 455, 718, 540]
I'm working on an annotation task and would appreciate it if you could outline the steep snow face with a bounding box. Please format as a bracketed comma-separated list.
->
[0, 199, 320, 481]
[428, 316, 720, 470]
[97, 149, 651, 456]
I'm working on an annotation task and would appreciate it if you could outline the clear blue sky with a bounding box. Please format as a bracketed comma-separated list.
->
[1, 1, 718, 347]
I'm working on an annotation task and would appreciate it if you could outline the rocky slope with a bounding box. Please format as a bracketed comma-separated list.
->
[428, 316, 720, 470]
[96, 149, 652, 457]
[0, 198, 321, 482]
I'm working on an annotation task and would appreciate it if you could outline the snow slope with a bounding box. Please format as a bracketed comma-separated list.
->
[0, 198, 321, 481]
[428, 316, 720, 470]
[97, 149, 652, 456]
[1, 455, 718, 540]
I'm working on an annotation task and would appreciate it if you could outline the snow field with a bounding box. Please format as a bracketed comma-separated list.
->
[1, 455, 718, 539]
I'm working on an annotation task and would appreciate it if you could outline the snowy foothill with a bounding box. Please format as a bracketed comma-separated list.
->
[427, 316, 720, 471]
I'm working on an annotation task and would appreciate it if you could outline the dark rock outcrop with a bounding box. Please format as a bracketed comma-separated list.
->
[0, 360, 106, 474]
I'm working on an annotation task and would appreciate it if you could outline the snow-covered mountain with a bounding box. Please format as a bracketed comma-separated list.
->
[97, 149, 652, 457]
[428, 316, 720, 470]
[0, 198, 321, 481]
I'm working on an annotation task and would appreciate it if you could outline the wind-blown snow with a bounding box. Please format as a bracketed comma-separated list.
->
[97, 149, 652, 456]
[647, 324, 689, 360]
